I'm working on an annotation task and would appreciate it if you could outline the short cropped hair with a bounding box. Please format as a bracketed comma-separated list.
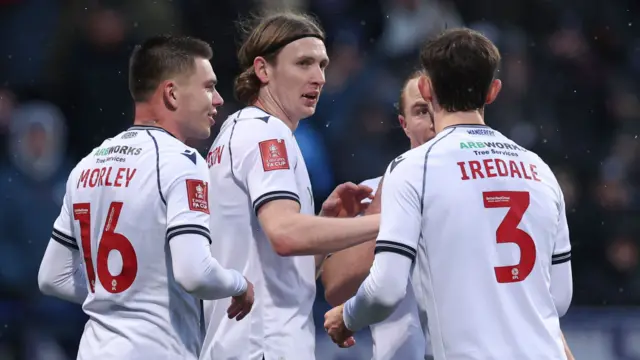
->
[396, 69, 426, 116]
[419, 28, 501, 112]
[234, 12, 325, 105]
[128, 35, 213, 102]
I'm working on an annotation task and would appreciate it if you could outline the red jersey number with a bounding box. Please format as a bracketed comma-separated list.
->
[483, 191, 536, 283]
[73, 202, 138, 293]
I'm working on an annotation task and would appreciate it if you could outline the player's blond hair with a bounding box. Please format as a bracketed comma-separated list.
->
[397, 69, 426, 116]
[234, 11, 325, 105]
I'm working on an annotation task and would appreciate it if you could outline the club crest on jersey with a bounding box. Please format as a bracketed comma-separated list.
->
[185, 179, 209, 214]
[259, 139, 289, 171]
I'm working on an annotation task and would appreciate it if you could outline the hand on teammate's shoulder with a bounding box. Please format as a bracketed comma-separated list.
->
[320, 182, 374, 218]
[363, 176, 384, 216]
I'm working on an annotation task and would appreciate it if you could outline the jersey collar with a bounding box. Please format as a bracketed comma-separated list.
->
[127, 125, 177, 139]
[442, 123, 491, 131]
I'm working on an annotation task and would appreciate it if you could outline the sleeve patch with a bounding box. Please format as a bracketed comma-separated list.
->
[186, 179, 209, 214]
[259, 139, 290, 171]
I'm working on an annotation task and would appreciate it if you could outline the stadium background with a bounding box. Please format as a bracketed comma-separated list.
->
[0, 0, 639, 359]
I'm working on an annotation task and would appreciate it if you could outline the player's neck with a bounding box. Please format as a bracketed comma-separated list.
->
[133, 103, 186, 143]
[253, 97, 299, 132]
[434, 111, 485, 133]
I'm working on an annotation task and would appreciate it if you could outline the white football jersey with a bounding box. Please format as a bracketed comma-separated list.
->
[377, 125, 571, 360]
[360, 176, 428, 360]
[51, 125, 213, 360]
[202, 106, 316, 360]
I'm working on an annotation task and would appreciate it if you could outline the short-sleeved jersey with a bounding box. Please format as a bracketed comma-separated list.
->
[202, 107, 316, 360]
[51, 125, 213, 360]
[360, 177, 427, 360]
[377, 125, 571, 360]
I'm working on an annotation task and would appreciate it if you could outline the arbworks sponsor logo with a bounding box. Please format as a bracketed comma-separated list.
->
[94, 145, 142, 157]
[459, 141, 525, 152]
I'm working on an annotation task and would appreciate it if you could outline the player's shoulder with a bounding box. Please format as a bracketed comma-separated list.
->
[160, 142, 206, 171]
[228, 106, 293, 141]
[382, 126, 476, 177]
[220, 107, 295, 164]
[359, 176, 383, 190]
[131, 127, 202, 163]
[69, 136, 118, 178]
[383, 146, 425, 180]
[522, 148, 561, 190]
[390, 130, 452, 167]
[424, 125, 488, 154]
[490, 131, 557, 178]
[407, 126, 464, 159]
[113, 126, 207, 174]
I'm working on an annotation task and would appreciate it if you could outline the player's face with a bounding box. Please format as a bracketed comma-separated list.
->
[268, 37, 329, 121]
[399, 78, 436, 148]
[176, 58, 223, 140]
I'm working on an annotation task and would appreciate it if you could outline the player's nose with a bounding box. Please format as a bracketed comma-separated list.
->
[310, 64, 326, 87]
[212, 90, 224, 108]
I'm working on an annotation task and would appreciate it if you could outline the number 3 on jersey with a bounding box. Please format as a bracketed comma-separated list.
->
[483, 191, 536, 283]
[73, 202, 138, 293]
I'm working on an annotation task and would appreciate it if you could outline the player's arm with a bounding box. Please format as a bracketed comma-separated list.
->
[38, 184, 88, 304]
[237, 125, 379, 256]
[550, 190, 573, 316]
[258, 200, 379, 256]
[165, 153, 247, 300]
[342, 163, 421, 331]
[321, 241, 374, 306]
[38, 240, 87, 304]
[322, 178, 384, 305]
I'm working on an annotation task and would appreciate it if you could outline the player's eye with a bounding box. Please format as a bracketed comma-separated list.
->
[297, 59, 313, 67]
[415, 106, 429, 116]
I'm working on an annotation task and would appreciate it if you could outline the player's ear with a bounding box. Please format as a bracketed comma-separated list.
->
[254, 56, 270, 84]
[485, 79, 502, 105]
[398, 115, 410, 137]
[398, 115, 407, 129]
[162, 80, 178, 111]
[417, 75, 432, 102]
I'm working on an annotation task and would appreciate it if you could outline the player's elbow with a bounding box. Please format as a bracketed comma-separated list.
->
[174, 263, 206, 295]
[267, 217, 318, 256]
[366, 277, 406, 315]
[554, 291, 572, 317]
[176, 276, 200, 294]
[551, 263, 573, 317]
[363, 288, 406, 325]
[37, 269, 57, 297]
[269, 232, 297, 257]
[375, 286, 406, 311]
[261, 217, 300, 256]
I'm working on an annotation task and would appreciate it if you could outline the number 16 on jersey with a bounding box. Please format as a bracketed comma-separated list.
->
[73, 202, 139, 293]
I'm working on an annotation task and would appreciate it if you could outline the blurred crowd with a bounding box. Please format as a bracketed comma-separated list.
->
[0, 0, 639, 358]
